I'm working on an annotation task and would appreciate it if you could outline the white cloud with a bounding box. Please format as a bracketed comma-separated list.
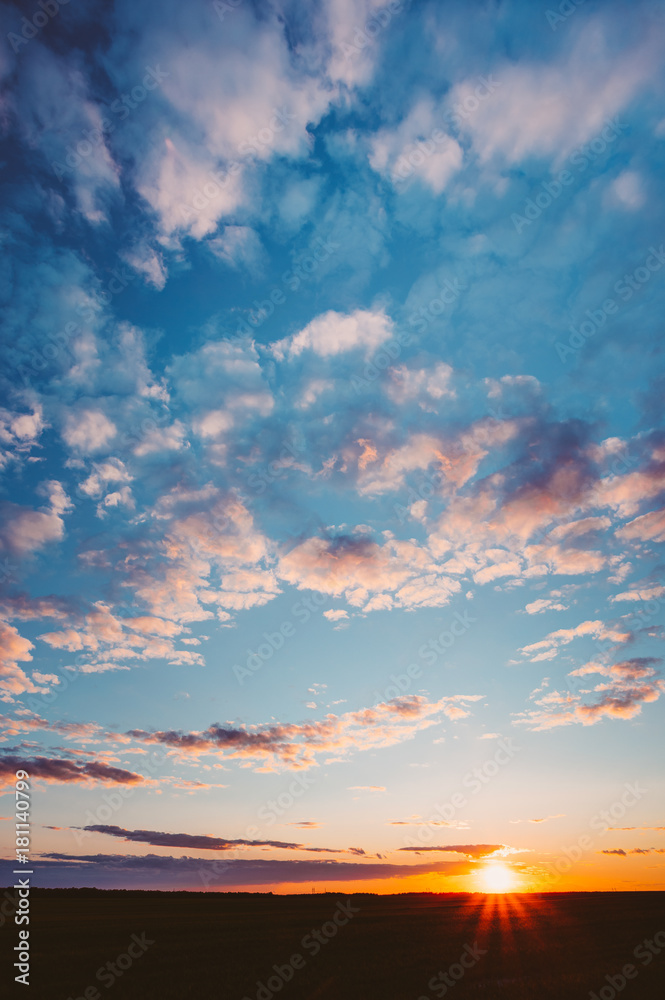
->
[121, 242, 167, 289]
[207, 226, 266, 273]
[272, 309, 393, 361]
[459, 20, 662, 165]
[608, 170, 645, 210]
[369, 98, 462, 193]
[62, 409, 117, 455]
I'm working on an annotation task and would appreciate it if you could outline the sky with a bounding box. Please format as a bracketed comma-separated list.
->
[0, 0, 664, 895]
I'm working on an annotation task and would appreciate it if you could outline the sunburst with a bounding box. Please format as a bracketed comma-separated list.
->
[479, 862, 516, 893]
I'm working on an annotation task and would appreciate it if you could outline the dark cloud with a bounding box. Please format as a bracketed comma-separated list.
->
[81, 824, 345, 854]
[9, 853, 469, 890]
[600, 847, 665, 856]
[0, 754, 144, 789]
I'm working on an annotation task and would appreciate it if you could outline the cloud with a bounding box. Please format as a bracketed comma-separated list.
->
[600, 848, 665, 856]
[0, 481, 71, 557]
[37, 601, 204, 674]
[207, 226, 266, 274]
[385, 363, 455, 408]
[459, 19, 662, 165]
[0, 403, 45, 471]
[617, 508, 665, 544]
[369, 98, 463, 193]
[278, 531, 461, 611]
[0, 754, 145, 790]
[387, 818, 469, 829]
[524, 598, 568, 615]
[515, 658, 664, 730]
[103, 0, 338, 243]
[0, 622, 41, 701]
[14, 45, 120, 223]
[323, 609, 349, 622]
[604, 826, 665, 832]
[398, 844, 505, 858]
[15, 853, 471, 890]
[168, 338, 273, 463]
[324, 0, 399, 88]
[356, 419, 520, 498]
[519, 619, 631, 662]
[125, 695, 481, 771]
[271, 309, 394, 361]
[121, 242, 167, 290]
[0, 593, 80, 622]
[61, 409, 117, 455]
[78, 824, 345, 854]
[610, 583, 665, 603]
[102, 485, 278, 627]
[609, 170, 645, 210]
[0, 711, 104, 741]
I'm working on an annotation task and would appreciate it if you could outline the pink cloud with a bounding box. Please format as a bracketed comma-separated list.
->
[515, 658, 664, 730]
[0, 482, 71, 557]
[617, 508, 665, 544]
[0, 621, 42, 701]
[519, 619, 630, 661]
[125, 694, 482, 771]
[278, 532, 460, 611]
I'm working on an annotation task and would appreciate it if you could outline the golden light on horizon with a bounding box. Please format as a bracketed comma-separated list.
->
[479, 862, 516, 893]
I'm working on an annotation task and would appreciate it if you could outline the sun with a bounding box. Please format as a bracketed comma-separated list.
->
[479, 862, 516, 893]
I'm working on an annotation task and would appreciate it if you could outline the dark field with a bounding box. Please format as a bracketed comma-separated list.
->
[2, 889, 664, 999]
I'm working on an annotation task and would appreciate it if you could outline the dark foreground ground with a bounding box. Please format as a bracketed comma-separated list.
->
[1, 889, 664, 999]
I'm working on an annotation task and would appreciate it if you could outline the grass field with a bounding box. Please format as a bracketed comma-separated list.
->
[2, 889, 664, 999]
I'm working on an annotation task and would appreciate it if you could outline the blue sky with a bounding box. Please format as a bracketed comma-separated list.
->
[0, 0, 664, 893]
